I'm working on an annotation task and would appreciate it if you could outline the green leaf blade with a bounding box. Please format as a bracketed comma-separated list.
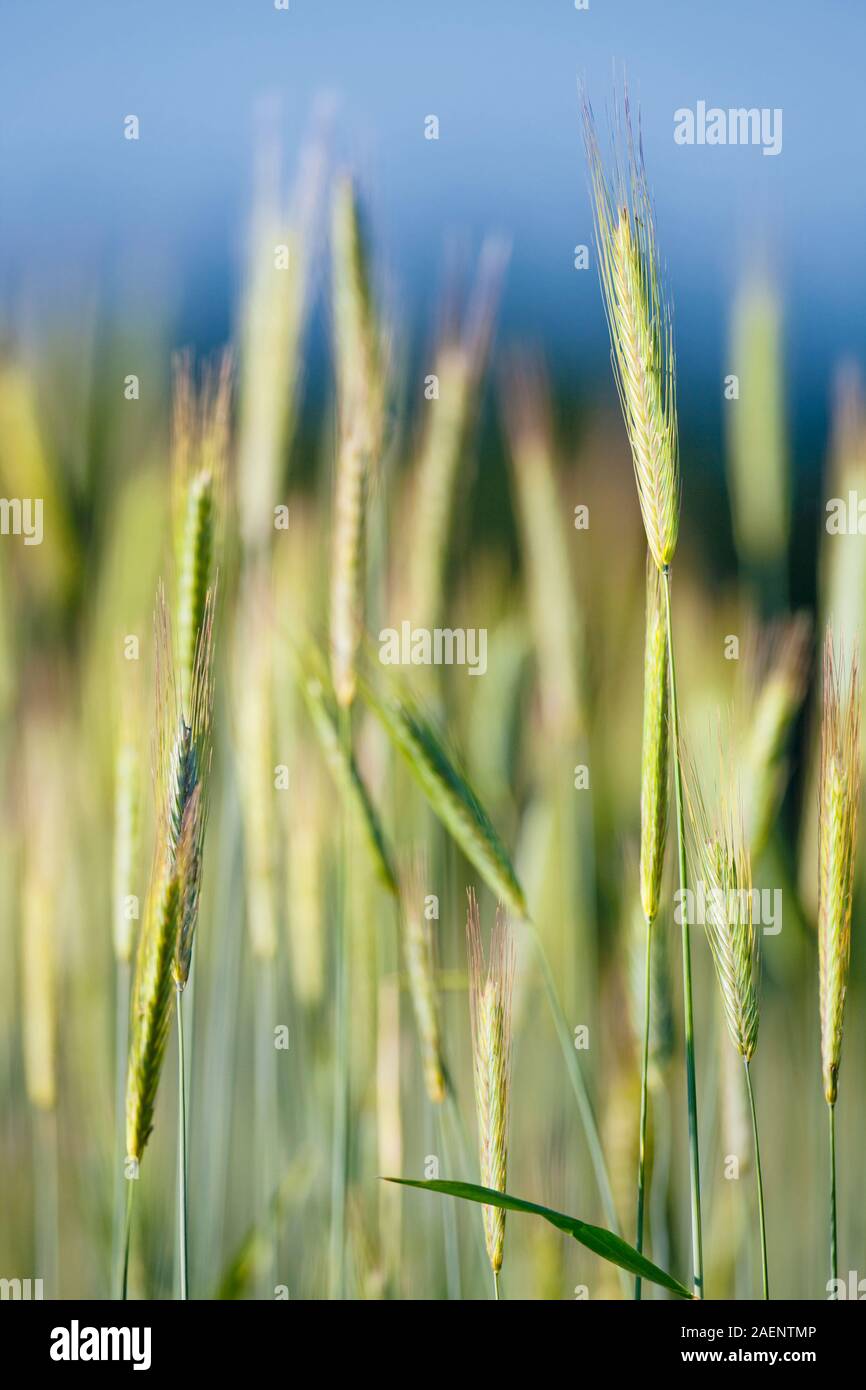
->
[385, 1177, 693, 1299]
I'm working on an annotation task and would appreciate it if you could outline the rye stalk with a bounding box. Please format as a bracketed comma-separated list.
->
[583, 87, 702, 1295]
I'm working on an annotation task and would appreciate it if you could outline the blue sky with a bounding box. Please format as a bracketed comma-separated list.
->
[1, 0, 864, 450]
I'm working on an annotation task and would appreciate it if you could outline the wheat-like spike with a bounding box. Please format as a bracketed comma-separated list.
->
[330, 425, 367, 709]
[739, 613, 811, 859]
[687, 757, 760, 1061]
[362, 678, 527, 919]
[331, 174, 385, 459]
[173, 784, 205, 989]
[329, 177, 387, 708]
[727, 277, 789, 577]
[126, 861, 181, 1162]
[582, 90, 679, 572]
[173, 352, 230, 712]
[330, 179, 381, 706]
[404, 240, 508, 628]
[467, 890, 515, 1277]
[402, 857, 446, 1104]
[818, 633, 861, 1105]
[639, 557, 669, 923]
[237, 121, 323, 553]
[125, 587, 216, 1160]
[503, 355, 585, 744]
[171, 593, 216, 988]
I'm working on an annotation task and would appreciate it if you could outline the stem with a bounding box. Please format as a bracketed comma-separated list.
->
[195, 788, 244, 1291]
[34, 1107, 59, 1299]
[493, 1268, 500, 1301]
[435, 1103, 462, 1300]
[112, 958, 131, 1298]
[121, 1178, 136, 1301]
[662, 565, 703, 1299]
[635, 915, 653, 1300]
[743, 1058, 768, 1299]
[528, 922, 630, 1298]
[176, 983, 189, 1301]
[828, 1102, 837, 1292]
[329, 703, 352, 1299]
[649, 1078, 673, 1281]
[443, 1086, 488, 1278]
[255, 958, 278, 1297]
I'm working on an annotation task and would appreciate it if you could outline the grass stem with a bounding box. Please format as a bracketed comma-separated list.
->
[177, 983, 189, 1300]
[743, 1058, 768, 1299]
[528, 922, 629, 1297]
[435, 1102, 462, 1299]
[662, 566, 703, 1298]
[828, 1102, 837, 1292]
[112, 959, 131, 1298]
[329, 703, 353, 1298]
[121, 1178, 136, 1301]
[254, 958, 279, 1297]
[634, 915, 653, 1299]
[34, 1107, 59, 1299]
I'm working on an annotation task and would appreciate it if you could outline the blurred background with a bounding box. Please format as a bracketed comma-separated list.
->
[1, 0, 865, 1301]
